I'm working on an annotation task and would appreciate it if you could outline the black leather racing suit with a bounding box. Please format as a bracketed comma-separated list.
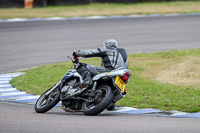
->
[75, 46, 128, 81]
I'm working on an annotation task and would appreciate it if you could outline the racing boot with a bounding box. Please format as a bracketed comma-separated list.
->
[76, 63, 93, 88]
[81, 72, 93, 87]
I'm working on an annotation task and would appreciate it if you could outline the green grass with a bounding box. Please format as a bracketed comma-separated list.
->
[1, 1, 200, 19]
[11, 49, 200, 113]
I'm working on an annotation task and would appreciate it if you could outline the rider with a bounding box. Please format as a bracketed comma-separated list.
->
[72, 39, 128, 87]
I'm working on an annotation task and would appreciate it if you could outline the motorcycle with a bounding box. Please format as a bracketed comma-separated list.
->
[34, 56, 132, 116]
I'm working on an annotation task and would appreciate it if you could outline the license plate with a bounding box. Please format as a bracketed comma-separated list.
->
[115, 76, 126, 92]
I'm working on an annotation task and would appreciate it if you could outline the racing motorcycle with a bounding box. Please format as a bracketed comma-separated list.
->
[34, 56, 132, 116]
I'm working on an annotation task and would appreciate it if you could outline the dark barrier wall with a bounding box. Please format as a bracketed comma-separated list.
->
[0, 0, 198, 8]
[47, 0, 91, 6]
[47, 0, 199, 5]
[0, 0, 24, 8]
[0, 0, 48, 8]
[33, 0, 47, 7]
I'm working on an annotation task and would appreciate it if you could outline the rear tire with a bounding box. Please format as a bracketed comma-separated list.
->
[34, 86, 60, 113]
[82, 85, 114, 116]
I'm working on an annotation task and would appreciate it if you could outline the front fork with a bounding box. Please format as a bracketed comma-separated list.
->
[46, 81, 61, 96]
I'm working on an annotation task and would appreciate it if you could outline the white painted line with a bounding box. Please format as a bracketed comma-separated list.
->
[0, 94, 32, 100]
[128, 15, 145, 18]
[0, 73, 25, 78]
[164, 13, 180, 16]
[114, 107, 138, 112]
[0, 92, 26, 96]
[7, 18, 27, 22]
[0, 84, 13, 88]
[169, 110, 189, 116]
[172, 113, 189, 116]
[0, 81, 10, 84]
[0, 88, 17, 92]
[85, 16, 107, 19]
[148, 14, 163, 17]
[46, 17, 66, 20]
[0, 75, 11, 78]
[0, 78, 12, 81]
[9, 95, 40, 101]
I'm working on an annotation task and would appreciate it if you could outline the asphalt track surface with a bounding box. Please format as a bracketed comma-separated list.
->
[0, 15, 200, 73]
[1, 100, 200, 133]
[0, 15, 200, 133]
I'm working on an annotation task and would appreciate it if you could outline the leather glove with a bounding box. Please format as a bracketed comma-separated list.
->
[72, 51, 78, 59]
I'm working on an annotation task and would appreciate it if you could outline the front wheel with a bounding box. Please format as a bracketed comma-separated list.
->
[34, 86, 60, 113]
[82, 85, 114, 116]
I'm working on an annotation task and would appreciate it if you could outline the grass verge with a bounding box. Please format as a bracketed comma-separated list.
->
[1, 1, 200, 19]
[11, 49, 200, 113]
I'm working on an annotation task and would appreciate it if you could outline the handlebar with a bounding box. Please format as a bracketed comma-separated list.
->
[67, 56, 79, 69]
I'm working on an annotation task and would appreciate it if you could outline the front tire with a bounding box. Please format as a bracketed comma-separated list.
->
[82, 85, 114, 116]
[34, 86, 60, 113]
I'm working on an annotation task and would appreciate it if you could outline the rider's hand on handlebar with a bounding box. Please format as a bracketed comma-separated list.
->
[72, 51, 79, 64]
[72, 51, 78, 59]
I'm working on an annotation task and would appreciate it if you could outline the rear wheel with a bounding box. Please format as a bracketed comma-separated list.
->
[82, 85, 114, 116]
[34, 86, 60, 113]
